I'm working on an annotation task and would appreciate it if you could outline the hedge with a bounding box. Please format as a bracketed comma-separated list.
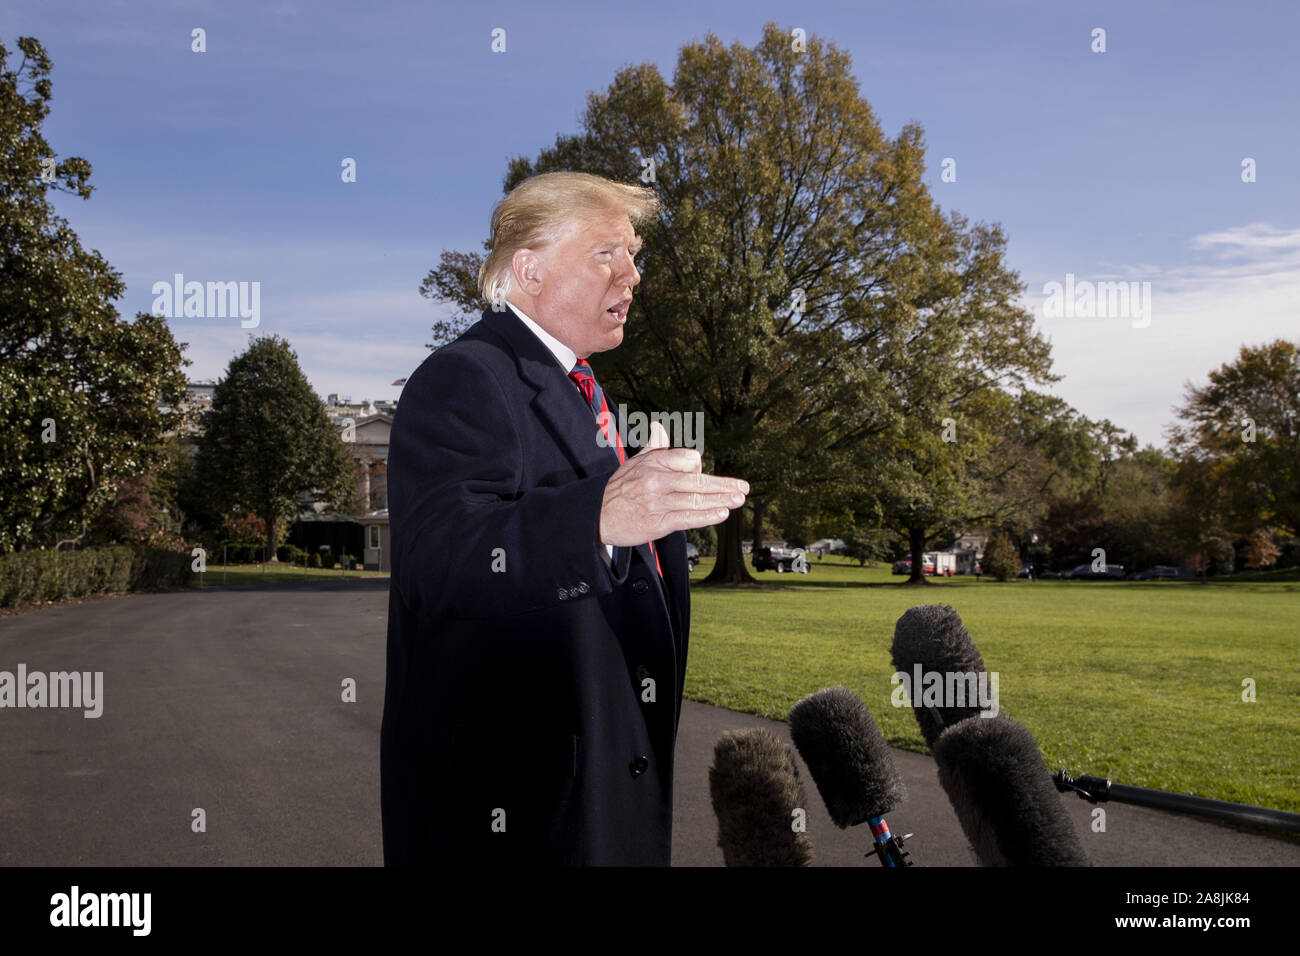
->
[0, 545, 193, 609]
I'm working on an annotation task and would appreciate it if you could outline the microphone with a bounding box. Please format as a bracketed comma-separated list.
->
[708, 728, 815, 866]
[788, 687, 912, 867]
[932, 713, 1090, 866]
[890, 604, 989, 750]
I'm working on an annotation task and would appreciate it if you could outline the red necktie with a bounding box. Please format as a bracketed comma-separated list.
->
[568, 359, 663, 578]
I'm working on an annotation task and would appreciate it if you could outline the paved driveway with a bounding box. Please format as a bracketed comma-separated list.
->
[2, 584, 1296, 866]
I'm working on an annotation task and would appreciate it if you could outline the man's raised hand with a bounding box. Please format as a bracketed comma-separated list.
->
[598, 421, 748, 548]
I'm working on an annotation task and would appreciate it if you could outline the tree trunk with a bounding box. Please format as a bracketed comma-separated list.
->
[265, 513, 279, 563]
[703, 507, 754, 584]
[751, 496, 766, 573]
[906, 523, 928, 585]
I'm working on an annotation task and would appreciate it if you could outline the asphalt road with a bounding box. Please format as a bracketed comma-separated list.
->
[1, 583, 1296, 866]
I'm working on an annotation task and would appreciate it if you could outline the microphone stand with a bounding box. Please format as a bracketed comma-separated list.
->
[1053, 770, 1300, 833]
[867, 815, 914, 867]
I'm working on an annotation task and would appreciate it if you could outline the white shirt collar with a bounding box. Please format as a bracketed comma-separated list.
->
[505, 301, 578, 373]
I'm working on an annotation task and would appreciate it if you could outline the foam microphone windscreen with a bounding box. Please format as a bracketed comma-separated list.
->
[789, 687, 905, 829]
[933, 713, 1090, 866]
[709, 728, 814, 866]
[891, 604, 989, 750]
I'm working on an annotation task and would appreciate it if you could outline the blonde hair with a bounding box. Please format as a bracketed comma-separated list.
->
[477, 172, 660, 305]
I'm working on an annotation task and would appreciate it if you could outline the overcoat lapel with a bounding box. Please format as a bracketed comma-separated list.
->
[477, 307, 667, 584]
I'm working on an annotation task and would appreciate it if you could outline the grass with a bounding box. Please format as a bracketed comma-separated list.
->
[194, 562, 390, 587]
[684, 555, 1300, 814]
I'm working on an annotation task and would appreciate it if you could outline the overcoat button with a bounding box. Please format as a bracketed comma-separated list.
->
[629, 755, 649, 777]
[557, 588, 569, 601]
[577, 581, 590, 595]
[632, 579, 649, 594]
[568, 586, 582, 599]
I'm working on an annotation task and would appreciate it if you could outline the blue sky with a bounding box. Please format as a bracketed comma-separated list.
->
[6, 0, 1297, 447]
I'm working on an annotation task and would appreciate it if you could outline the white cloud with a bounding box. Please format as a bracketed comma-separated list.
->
[1028, 221, 1300, 447]
[1190, 222, 1300, 257]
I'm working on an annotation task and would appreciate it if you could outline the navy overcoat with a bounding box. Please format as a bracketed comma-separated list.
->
[380, 306, 689, 866]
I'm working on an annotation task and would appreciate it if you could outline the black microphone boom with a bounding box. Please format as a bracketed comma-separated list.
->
[932, 713, 1090, 866]
[1054, 770, 1300, 834]
[709, 728, 815, 866]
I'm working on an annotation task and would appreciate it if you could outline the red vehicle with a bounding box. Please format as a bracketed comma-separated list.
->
[891, 556, 936, 575]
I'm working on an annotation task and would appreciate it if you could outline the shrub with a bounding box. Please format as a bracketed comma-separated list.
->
[982, 532, 1021, 582]
[0, 546, 191, 608]
[309, 552, 322, 569]
[278, 544, 307, 565]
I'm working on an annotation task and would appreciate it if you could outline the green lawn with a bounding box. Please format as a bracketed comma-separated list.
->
[684, 555, 1300, 813]
[194, 562, 390, 587]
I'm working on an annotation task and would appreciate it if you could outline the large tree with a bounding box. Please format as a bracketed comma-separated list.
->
[0, 36, 188, 552]
[194, 336, 355, 560]
[421, 23, 1053, 582]
[1102, 447, 1181, 571]
[864, 387, 1042, 585]
[1169, 339, 1300, 541]
[1167, 454, 1235, 582]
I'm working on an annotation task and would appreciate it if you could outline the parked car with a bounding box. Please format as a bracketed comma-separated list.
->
[753, 546, 810, 573]
[685, 542, 699, 571]
[1062, 563, 1125, 580]
[1130, 565, 1181, 581]
[1017, 563, 1035, 578]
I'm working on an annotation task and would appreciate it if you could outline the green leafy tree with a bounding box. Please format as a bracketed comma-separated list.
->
[863, 386, 1067, 585]
[1169, 339, 1300, 541]
[1101, 446, 1181, 571]
[194, 336, 354, 561]
[866, 417, 986, 584]
[1012, 392, 1114, 500]
[839, 526, 896, 567]
[420, 23, 1053, 583]
[1167, 454, 1235, 582]
[684, 524, 716, 558]
[0, 37, 188, 552]
[1018, 401, 1145, 571]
